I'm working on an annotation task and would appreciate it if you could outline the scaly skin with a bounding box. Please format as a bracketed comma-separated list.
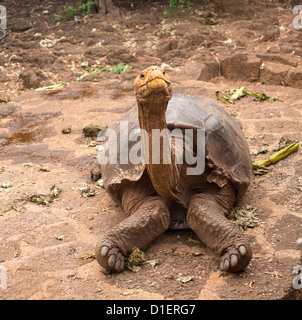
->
[187, 191, 252, 272]
[93, 66, 252, 273]
[95, 196, 170, 271]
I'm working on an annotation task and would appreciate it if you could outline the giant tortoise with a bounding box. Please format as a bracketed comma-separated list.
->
[91, 66, 253, 273]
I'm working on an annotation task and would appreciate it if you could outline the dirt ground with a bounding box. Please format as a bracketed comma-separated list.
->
[0, 0, 302, 300]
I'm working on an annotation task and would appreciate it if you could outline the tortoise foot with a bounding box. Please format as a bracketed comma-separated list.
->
[95, 240, 125, 272]
[219, 242, 252, 273]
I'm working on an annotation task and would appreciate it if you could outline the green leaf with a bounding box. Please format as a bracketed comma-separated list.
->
[252, 143, 299, 169]
[110, 63, 133, 74]
[35, 83, 68, 91]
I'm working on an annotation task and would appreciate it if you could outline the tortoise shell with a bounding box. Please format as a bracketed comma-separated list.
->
[99, 94, 252, 206]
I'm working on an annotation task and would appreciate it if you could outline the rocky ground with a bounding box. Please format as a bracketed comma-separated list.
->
[0, 0, 302, 300]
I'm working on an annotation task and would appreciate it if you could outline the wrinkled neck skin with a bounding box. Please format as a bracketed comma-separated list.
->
[137, 96, 179, 204]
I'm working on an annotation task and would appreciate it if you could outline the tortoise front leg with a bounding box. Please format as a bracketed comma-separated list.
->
[95, 196, 170, 271]
[187, 193, 252, 272]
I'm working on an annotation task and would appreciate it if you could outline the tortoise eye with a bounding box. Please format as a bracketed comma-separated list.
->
[140, 73, 145, 79]
[163, 71, 165, 75]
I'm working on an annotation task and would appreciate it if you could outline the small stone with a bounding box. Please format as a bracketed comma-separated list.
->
[1, 182, 12, 188]
[22, 163, 33, 167]
[96, 179, 104, 188]
[39, 166, 51, 172]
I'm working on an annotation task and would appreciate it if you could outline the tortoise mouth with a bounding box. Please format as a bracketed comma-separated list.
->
[147, 77, 169, 89]
[136, 77, 172, 104]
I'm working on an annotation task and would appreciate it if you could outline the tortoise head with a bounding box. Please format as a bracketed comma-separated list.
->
[134, 66, 172, 106]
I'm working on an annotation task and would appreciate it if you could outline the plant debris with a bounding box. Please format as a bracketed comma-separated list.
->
[35, 83, 68, 91]
[228, 205, 264, 231]
[95, 179, 104, 188]
[264, 271, 283, 280]
[273, 137, 298, 151]
[216, 86, 245, 104]
[76, 67, 108, 82]
[30, 194, 53, 205]
[29, 184, 61, 206]
[39, 166, 51, 172]
[79, 183, 95, 197]
[0, 97, 11, 103]
[246, 90, 272, 102]
[166, 274, 194, 285]
[62, 127, 72, 134]
[0, 167, 6, 174]
[176, 275, 194, 284]
[250, 145, 268, 156]
[125, 247, 145, 272]
[82, 124, 106, 138]
[76, 63, 133, 81]
[110, 63, 133, 74]
[253, 166, 270, 176]
[50, 184, 60, 198]
[194, 16, 221, 25]
[253, 142, 299, 168]
[216, 87, 276, 104]
[76, 252, 96, 260]
[162, 248, 203, 257]
[145, 259, 160, 267]
[101, 269, 116, 275]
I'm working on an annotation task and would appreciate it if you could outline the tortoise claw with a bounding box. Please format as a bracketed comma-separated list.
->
[95, 241, 125, 272]
[219, 243, 252, 272]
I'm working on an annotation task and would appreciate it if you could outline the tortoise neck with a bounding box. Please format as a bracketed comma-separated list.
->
[137, 100, 167, 132]
[138, 100, 177, 203]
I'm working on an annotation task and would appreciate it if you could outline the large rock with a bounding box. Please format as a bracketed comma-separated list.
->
[259, 23, 280, 42]
[286, 66, 302, 88]
[24, 52, 56, 68]
[260, 62, 291, 85]
[19, 71, 46, 89]
[181, 60, 220, 82]
[257, 53, 299, 67]
[220, 53, 262, 82]
[11, 18, 31, 32]
[156, 38, 179, 57]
